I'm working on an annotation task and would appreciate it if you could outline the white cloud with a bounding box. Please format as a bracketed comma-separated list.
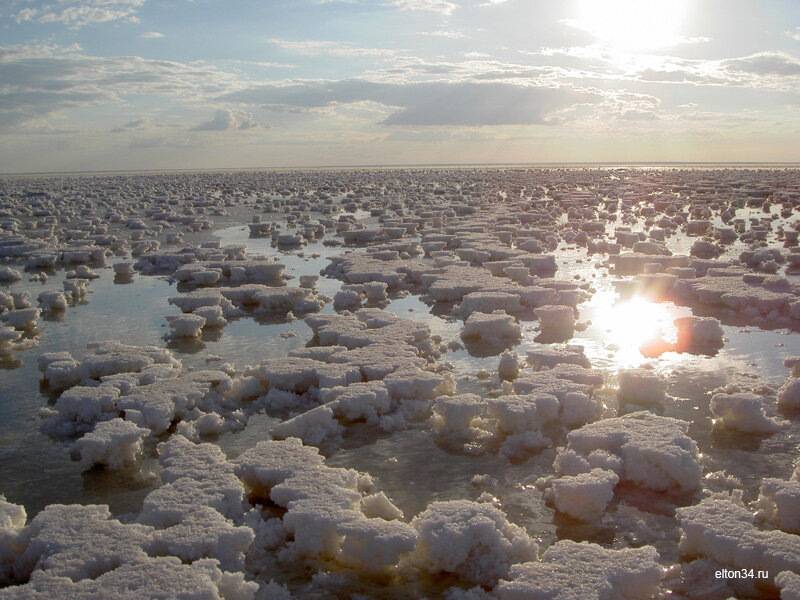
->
[419, 29, 465, 38]
[221, 79, 598, 126]
[387, 0, 457, 15]
[139, 32, 164, 39]
[193, 108, 260, 131]
[268, 39, 397, 57]
[723, 51, 800, 76]
[9, 0, 148, 28]
[12, 8, 37, 23]
[0, 43, 241, 131]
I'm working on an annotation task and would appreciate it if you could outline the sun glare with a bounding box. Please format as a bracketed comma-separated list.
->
[602, 295, 678, 366]
[572, 0, 689, 51]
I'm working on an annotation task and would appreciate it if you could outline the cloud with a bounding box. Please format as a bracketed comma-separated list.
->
[111, 117, 149, 132]
[419, 29, 465, 39]
[12, 8, 38, 23]
[617, 109, 659, 121]
[221, 79, 597, 126]
[386, 0, 457, 15]
[0, 43, 239, 131]
[723, 52, 800, 77]
[33, 0, 147, 27]
[193, 108, 260, 131]
[139, 32, 164, 39]
[268, 39, 396, 57]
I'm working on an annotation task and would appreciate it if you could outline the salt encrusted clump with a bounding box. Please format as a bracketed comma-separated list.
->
[194, 305, 228, 328]
[220, 285, 327, 316]
[36, 291, 67, 313]
[534, 305, 575, 332]
[455, 292, 525, 318]
[1, 307, 40, 330]
[41, 352, 235, 440]
[710, 392, 788, 434]
[486, 393, 560, 459]
[525, 345, 590, 370]
[41, 385, 121, 437]
[611, 252, 689, 276]
[777, 570, 800, 599]
[62, 279, 89, 305]
[137, 436, 254, 570]
[233, 438, 415, 573]
[494, 541, 662, 600]
[115, 370, 235, 436]
[410, 500, 538, 587]
[432, 393, 485, 435]
[0, 267, 22, 283]
[0, 325, 21, 352]
[0, 496, 26, 583]
[513, 363, 603, 428]
[166, 313, 206, 338]
[784, 356, 800, 378]
[434, 363, 604, 458]
[690, 238, 723, 259]
[238, 356, 361, 410]
[460, 310, 521, 347]
[551, 469, 620, 521]
[333, 287, 363, 310]
[323, 252, 414, 287]
[0, 557, 259, 600]
[112, 261, 134, 276]
[13, 504, 155, 582]
[306, 309, 441, 358]
[38, 341, 181, 391]
[71, 418, 149, 470]
[141, 436, 247, 524]
[617, 369, 667, 407]
[678, 496, 800, 585]
[498, 350, 521, 381]
[256, 337, 452, 442]
[778, 375, 800, 411]
[271, 380, 405, 446]
[756, 467, 800, 535]
[673, 316, 724, 353]
[556, 411, 702, 493]
[169, 289, 241, 319]
[672, 273, 800, 327]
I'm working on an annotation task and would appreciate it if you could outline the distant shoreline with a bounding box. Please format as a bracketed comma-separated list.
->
[2, 162, 800, 177]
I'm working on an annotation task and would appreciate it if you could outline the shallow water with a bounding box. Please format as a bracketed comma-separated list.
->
[2, 210, 799, 523]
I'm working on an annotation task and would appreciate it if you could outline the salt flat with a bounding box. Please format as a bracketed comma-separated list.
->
[0, 167, 799, 599]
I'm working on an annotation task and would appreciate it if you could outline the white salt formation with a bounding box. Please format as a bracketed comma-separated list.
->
[678, 496, 800, 587]
[710, 392, 788, 433]
[460, 310, 521, 347]
[617, 368, 667, 407]
[554, 411, 702, 494]
[494, 541, 662, 600]
[411, 500, 538, 586]
[551, 468, 620, 521]
[72, 417, 149, 470]
[673, 315, 725, 353]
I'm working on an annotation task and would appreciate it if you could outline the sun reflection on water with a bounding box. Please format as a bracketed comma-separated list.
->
[584, 292, 690, 369]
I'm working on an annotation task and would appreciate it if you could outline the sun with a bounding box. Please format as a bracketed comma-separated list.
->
[571, 0, 689, 51]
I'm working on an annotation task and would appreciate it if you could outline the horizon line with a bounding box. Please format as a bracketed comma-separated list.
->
[3, 160, 800, 177]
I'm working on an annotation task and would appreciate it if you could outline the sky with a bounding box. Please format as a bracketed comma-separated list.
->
[1, 0, 800, 172]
